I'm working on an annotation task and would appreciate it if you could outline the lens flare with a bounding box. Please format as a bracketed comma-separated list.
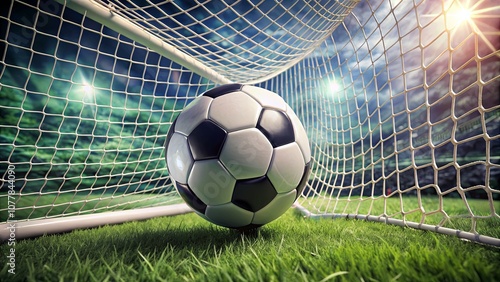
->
[83, 84, 93, 97]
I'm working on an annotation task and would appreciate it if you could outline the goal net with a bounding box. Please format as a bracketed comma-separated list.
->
[1, 0, 499, 245]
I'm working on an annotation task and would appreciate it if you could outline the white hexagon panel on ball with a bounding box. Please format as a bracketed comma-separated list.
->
[188, 159, 236, 206]
[219, 128, 274, 180]
[208, 91, 262, 132]
[165, 133, 193, 184]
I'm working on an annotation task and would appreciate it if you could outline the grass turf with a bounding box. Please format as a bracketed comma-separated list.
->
[1, 208, 499, 281]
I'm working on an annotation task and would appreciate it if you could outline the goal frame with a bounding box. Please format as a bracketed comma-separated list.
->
[0, 204, 192, 241]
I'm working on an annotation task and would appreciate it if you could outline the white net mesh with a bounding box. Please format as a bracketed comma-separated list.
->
[0, 0, 499, 243]
[276, 0, 500, 240]
[0, 0, 213, 220]
[88, 0, 358, 83]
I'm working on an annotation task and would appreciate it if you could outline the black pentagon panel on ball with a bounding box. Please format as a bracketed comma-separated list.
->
[188, 120, 227, 160]
[257, 109, 295, 147]
[294, 162, 312, 201]
[202, 83, 243, 98]
[232, 176, 277, 212]
[175, 182, 207, 214]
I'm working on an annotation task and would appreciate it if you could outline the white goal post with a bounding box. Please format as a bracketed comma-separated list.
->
[1, 0, 499, 246]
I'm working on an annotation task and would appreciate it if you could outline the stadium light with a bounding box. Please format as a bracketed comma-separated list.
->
[83, 83, 94, 98]
[329, 80, 340, 93]
[82, 82, 96, 102]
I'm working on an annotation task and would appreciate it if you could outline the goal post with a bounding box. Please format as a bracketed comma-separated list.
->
[0, 204, 192, 241]
[1, 0, 499, 246]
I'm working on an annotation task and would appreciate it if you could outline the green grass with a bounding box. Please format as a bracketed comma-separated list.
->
[2, 208, 499, 281]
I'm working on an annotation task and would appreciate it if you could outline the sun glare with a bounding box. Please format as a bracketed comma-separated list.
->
[444, 4, 473, 30]
[457, 7, 472, 21]
[424, 0, 500, 55]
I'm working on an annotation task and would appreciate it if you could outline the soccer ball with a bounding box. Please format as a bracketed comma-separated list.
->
[165, 84, 311, 230]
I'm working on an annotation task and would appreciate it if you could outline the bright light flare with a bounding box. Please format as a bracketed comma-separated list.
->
[329, 81, 340, 93]
[81, 82, 97, 118]
[83, 83, 94, 97]
[445, 5, 474, 30]
[454, 9, 472, 25]
[424, 0, 500, 56]
[456, 7, 472, 21]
